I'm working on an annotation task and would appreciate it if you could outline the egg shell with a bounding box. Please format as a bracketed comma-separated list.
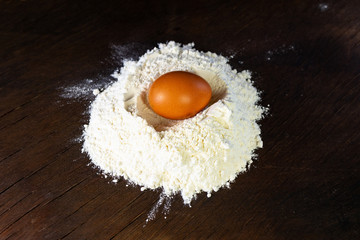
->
[148, 71, 212, 120]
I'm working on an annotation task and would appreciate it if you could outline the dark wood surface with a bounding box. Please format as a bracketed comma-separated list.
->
[1, 0, 359, 239]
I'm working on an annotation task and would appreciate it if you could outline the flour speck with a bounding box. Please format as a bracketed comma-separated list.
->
[319, 3, 329, 12]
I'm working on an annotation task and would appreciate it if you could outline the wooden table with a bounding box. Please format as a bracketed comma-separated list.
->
[1, 0, 359, 239]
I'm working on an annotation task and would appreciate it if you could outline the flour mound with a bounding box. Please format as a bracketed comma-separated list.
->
[82, 41, 264, 204]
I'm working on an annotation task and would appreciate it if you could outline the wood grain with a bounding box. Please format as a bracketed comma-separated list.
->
[1, 0, 359, 239]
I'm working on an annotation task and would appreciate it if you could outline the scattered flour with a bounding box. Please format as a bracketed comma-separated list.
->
[265, 44, 296, 61]
[82, 41, 265, 205]
[60, 78, 110, 102]
[145, 193, 172, 224]
[60, 79, 99, 99]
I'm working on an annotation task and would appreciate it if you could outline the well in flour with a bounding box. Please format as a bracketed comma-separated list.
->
[82, 41, 265, 205]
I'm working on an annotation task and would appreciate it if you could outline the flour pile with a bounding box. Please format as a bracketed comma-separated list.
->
[82, 41, 265, 204]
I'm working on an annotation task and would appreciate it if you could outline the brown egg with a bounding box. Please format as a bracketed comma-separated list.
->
[148, 71, 212, 120]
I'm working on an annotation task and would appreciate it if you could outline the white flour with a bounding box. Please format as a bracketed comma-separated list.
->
[82, 41, 265, 204]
